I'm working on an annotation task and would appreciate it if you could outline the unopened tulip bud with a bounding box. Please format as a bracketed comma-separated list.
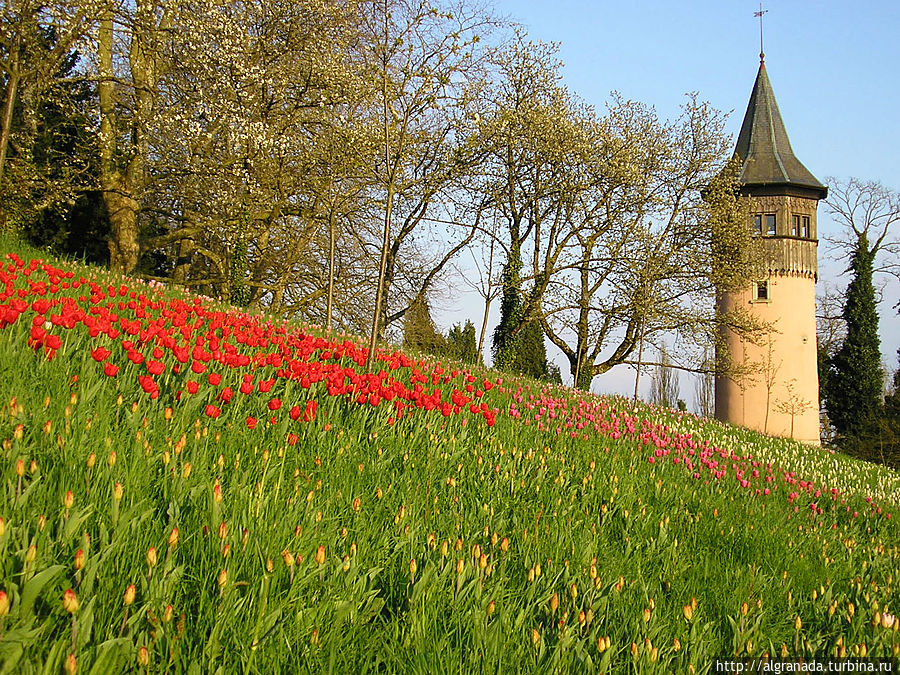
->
[531, 628, 540, 647]
[282, 550, 294, 567]
[550, 593, 559, 613]
[16, 459, 24, 477]
[213, 483, 222, 503]
[0, 590, 9, 616]
[113, 482, 123, 501]
[217, 569, 228, 589]
[218, 522, 227, 540]
[86, 453, 96, 469]
[409, 559, 417, 578]
[487, 600, 495, 615]
[137, 646, 149, 666]
[38, 515, 46, 531]
[794, 616, 802, 631]
[168, 527, 179, 549]
[146, 547, 157, 568]
[182, 463, 192, 479]
[0, 517, 5, 537]
[683, 604, 694, 621]
[108, 451, 116, 468]
[64, 491, 74, 509]
[456, 558, 465, 575]
[64, 653, 76, 675]
[74, 549, 84, 571]
[315, 545, 326, 565]
[25, 543, 36, 563]
[741, 602, 749, 616]
[163, 604, 173, 623]
[63, 589, 79, 613]
[123, 584, 136, 606]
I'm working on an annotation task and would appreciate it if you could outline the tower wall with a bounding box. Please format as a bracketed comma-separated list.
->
[715, 193, 821, 444]
[715, 273, 820, 443]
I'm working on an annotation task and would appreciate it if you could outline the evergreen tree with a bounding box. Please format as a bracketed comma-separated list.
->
[402, 296, 445, 356]
[445, 320, 480, 366]
[824, 234, 884, 455]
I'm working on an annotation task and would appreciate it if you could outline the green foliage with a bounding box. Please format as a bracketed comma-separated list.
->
[444, 320, 480, 366]
[402, 296, 445, 356]
[824, 235, 884, 457]
[879, 349, 900, 469]
[3, 37, 108, 258]
[24, 192, 110, 265]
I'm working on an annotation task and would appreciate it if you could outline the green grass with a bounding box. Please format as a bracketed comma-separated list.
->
[0, 237, 898, 673]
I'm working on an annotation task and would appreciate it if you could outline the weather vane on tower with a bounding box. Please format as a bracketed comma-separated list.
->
[755, 3, 768, 63]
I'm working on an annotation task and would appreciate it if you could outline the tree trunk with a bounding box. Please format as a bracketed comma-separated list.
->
[477, 296, 491, 360]
[98, 7, 140, 273]
[0, 37, 21, 190]
[326, 208, 336, 333]
[172, 232, 195, 285]
[104, 180, 141, 273]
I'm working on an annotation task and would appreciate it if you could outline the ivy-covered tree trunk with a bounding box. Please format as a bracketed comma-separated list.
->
[491, 237, 523, 372]
[824, 234, 884, 454]
[492, 231, 549, 379]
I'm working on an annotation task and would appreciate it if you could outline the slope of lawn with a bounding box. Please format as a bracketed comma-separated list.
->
[0, 238, 898, 673]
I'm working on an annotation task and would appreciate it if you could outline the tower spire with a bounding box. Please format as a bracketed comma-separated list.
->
[754, 3, 768, 63]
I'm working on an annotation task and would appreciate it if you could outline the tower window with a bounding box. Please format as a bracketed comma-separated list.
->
[753, 280, 769, 302]
[751, 214, 776, 236]
[792, 214, 811, 238]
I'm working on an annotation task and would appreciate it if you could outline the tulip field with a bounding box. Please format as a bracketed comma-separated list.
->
[1, 241, 899, 674]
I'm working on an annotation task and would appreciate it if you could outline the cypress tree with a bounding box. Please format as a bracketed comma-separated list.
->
[824, 234, 884, 454]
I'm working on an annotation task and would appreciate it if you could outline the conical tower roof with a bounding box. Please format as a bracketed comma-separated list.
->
[734, 61, 827, 199]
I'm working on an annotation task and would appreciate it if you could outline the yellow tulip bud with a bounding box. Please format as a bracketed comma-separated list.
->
[63, 589, 79, 613]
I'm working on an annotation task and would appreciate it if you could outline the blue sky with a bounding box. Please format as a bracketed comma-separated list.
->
[440, 0, 900, 401]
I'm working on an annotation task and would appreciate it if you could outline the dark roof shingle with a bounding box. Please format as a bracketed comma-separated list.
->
[734, 62, 827, 197]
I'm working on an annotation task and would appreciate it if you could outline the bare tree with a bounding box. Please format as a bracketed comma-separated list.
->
[694, 346, 715, 417]
[363, 0, 496, 370]
[649, 347, 679, 408]
[824, 176, 900, 278]
[774, 379, 813, 440]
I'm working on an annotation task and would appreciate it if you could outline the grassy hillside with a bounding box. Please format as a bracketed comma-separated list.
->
[0, 239, 898, 673]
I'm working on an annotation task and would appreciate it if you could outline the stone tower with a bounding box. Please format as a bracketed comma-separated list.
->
[715, 58, 827, 444]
